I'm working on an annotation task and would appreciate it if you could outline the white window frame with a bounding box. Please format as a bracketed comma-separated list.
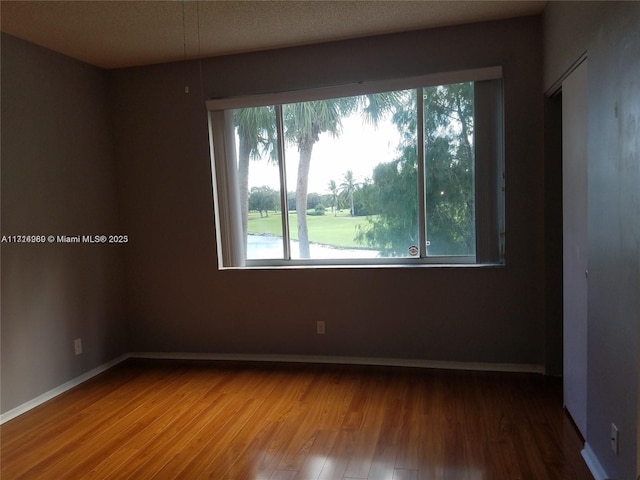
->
[207, 67, 504, 269]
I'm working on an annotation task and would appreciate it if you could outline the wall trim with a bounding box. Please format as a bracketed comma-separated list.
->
[545, 51, 588, 97]
[581, 442, 610, 480]
[0, 354, 130, 425]
[1, 352, 544, 424]
[130, 352, 546, 374]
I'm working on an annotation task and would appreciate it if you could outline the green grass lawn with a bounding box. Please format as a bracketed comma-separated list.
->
[247, 210, 372, 248]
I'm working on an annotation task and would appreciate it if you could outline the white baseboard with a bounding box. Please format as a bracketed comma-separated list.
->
[1, 352, 544, 424]
[582, 442, 610, 480]
[0, 354, 130, 425]
[130, 352, 545, 374]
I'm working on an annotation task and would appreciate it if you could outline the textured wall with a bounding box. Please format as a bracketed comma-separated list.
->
[109, 17, 546, 367]
[543, 2, 640, 478]
[1, 34, 127, 414]
[586, 4, 640, 478]
[542, 1, 611, 93]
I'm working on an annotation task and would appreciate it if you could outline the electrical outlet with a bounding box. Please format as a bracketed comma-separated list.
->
[611, 423, 619, 455]
[74, 338, 83, 355]
[317, 321, 325, 335]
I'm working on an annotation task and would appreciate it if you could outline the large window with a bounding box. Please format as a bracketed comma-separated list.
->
[208, 68, 504, 268]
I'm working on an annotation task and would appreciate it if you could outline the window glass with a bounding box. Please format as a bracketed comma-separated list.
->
[209, 68, 503, 268]
[423, 83, 476, 256]
[282, 92, 415, 260]
[233, 106, 284, 260]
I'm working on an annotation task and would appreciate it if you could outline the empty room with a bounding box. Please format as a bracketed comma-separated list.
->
[1, 1, 639, 479]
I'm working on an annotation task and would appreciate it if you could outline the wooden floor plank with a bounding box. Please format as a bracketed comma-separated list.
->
[1, 359, 594, 480]
[393, 379, 422, 471]
[342, 371, 391, 479]
[22, 365, 195, 480]
[147, 367, 283, 479]
[393, 468, 418, 480]
[0, 364, 146, 459]
[292, 429, 338, 480]
[316, 429, 356, 480]
[252, 368, 321, 475]
[3, 364, 188, 480]
[208, 369, 328, 479]
[85, 367, 232, 479]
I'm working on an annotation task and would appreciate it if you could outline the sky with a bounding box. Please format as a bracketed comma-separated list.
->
[246, 112, 403, 195]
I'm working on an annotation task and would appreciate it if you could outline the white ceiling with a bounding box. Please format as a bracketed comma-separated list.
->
[0, 1, 546, 69]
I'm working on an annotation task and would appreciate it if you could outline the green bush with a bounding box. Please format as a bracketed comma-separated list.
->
[310, 204, 326, 216]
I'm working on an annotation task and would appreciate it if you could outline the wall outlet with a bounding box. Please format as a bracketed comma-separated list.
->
[611, 423, 619, 455]
[316, 321, 325, 335]
[74, 338, 83, 355]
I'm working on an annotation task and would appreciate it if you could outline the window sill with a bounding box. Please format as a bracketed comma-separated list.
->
[219, 262, 505, 271]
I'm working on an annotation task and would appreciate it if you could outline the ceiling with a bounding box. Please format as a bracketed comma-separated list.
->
[1, 1, 546, 70]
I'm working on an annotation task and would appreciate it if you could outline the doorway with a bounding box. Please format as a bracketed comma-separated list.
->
[561, 59, 588, 439]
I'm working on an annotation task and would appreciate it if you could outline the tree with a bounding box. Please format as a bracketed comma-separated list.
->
[356, 83, 476, 256]
[356, 152, 418, 256]
[307, 192, 322, 210]
[328, 179, 339, 215]
[284, 99, 355, 258]
[249, 186, 278, 217]
[339, 170, 359, 216]
[355, 90, 418, 256]
[234, 107, 276, 251]
[423, 82, 475, 255]
[353, 177, 377, 216]
[284, 93, 401, 258]
[287, 191, 296, 211]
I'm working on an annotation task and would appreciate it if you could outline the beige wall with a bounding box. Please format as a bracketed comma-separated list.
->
[1, 34, 127, 413]
[109, 16, 547, 366]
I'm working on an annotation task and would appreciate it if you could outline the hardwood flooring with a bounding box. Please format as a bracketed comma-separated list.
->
[1, 359, 593, 480]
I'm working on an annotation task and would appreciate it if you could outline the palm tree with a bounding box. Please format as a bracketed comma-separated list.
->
[328, 179, 339, 216]
[234, 107, 276, 252]
[284, 99, 355, 258]
[340, 170, 359, 217]
[284, 92, 401, 258]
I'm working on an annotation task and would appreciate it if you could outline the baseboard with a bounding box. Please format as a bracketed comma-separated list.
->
[130, 352, 546, 374]
[0, 354, 130, 425]
[582, 442, 610, 480]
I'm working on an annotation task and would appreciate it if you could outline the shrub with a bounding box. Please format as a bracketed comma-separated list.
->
[311, 204, 326, 216]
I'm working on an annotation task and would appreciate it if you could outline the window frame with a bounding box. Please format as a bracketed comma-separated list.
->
[207, 67, 504, 269]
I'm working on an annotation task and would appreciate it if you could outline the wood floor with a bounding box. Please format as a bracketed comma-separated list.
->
[1, 359, 593, 480]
